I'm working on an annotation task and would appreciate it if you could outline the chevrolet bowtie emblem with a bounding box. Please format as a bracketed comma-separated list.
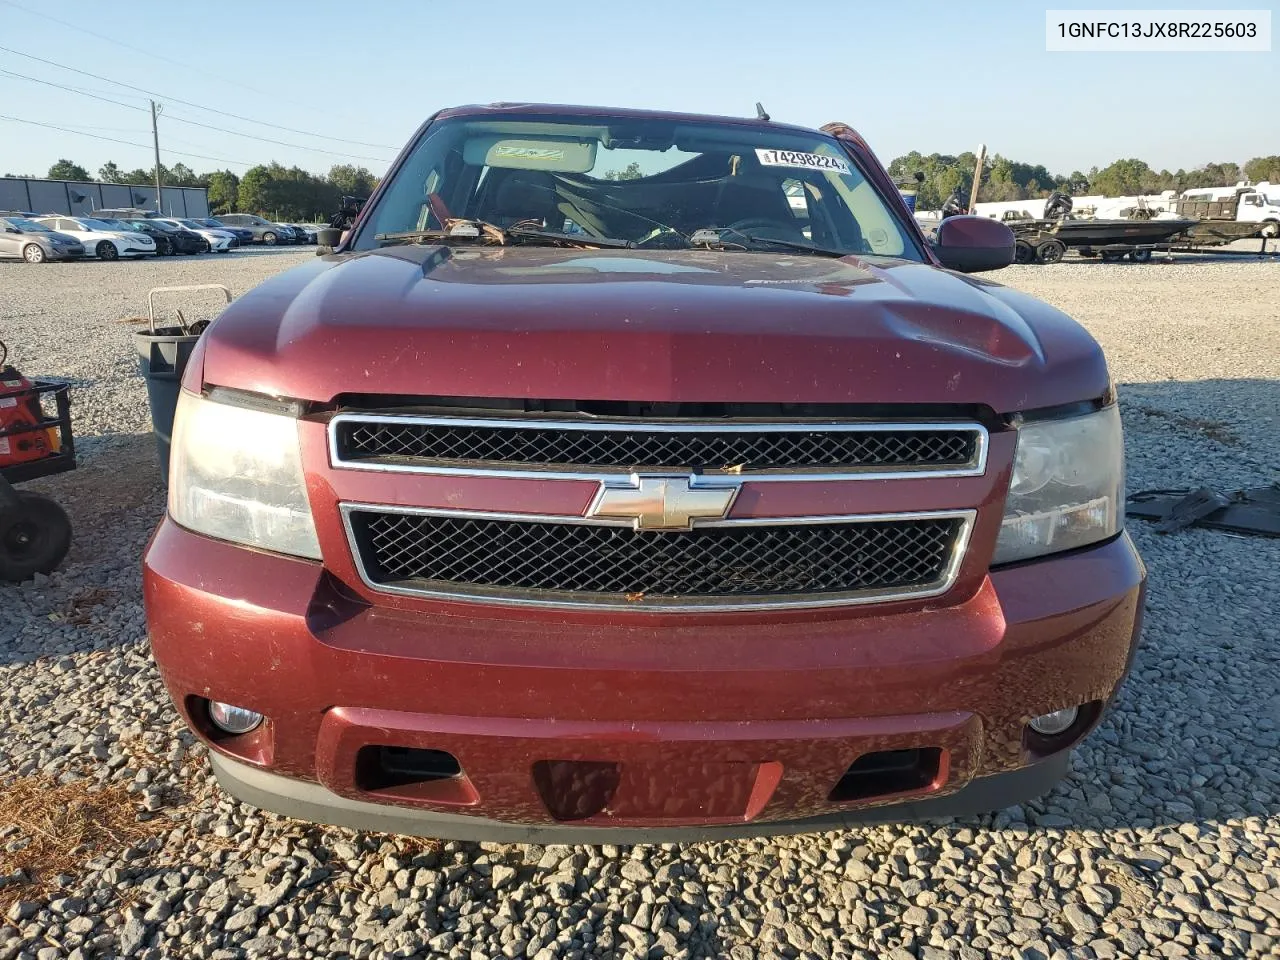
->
[588, 475, 739, 531]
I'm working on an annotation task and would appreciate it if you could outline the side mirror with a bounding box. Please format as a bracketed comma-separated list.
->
[4, 226, 19, 234]
[932, 216, 1015, 273]
[316, 227, 342, 247]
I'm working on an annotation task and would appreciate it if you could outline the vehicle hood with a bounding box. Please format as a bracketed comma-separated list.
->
[200, 247, 1110, 413]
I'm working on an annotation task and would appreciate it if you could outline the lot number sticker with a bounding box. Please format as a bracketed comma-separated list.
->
[756, 149, 850, 174]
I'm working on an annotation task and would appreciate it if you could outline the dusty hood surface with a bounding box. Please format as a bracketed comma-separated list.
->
[200, 247, 1109, 412]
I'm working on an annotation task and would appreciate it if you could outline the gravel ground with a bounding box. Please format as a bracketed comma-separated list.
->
[1, 248, 1278, 960]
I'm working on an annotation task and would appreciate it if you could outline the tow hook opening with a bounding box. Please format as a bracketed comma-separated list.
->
[357, 746, 463, 791]
[828, 747, 943, 803]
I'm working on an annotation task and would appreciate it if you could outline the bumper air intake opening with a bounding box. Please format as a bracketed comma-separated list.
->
[357, 746, 462, 791]
[829, 747, 943, 803]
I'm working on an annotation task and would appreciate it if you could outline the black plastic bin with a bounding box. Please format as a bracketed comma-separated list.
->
[136, 285, 231, 482]
[136, 327, 200, 480]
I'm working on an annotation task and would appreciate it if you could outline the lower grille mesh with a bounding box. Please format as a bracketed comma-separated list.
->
[348, 511, 962, 606]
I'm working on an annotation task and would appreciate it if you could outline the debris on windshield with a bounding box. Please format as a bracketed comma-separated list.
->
[446, 219, 506, 243]
[691, 228, 734, 247]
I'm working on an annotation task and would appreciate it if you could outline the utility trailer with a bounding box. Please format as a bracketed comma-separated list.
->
[1172, 218, 1271, 250]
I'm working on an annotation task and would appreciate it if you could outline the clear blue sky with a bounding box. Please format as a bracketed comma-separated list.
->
[1, 0, 1274, 181]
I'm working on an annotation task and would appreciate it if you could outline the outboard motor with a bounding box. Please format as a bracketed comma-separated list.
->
[329, 195, 365, 231]
[940, 190, 968, 220]
[1044, 191, 1073, 220]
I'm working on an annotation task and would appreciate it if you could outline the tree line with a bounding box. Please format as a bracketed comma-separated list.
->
[3, 159, 381, 221]
[9, 152, 1280, 219]
[888, 154, 1280, 210]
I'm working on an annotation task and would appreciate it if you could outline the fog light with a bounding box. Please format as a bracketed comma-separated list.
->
[1028, 706, 1080, 736]
[208, 701, 263, 735]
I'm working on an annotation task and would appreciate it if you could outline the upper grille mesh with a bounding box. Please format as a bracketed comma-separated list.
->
[349, 511, 962, 606]
[336, 419, 978, 472]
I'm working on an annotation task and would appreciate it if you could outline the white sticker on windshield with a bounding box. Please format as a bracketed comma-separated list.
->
[755, 149, 850, 174]
[492, 145, 566, 162]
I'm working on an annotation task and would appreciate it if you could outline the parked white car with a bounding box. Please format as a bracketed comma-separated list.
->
[160, 218, 236, 253]
[32, 216, 155, 260]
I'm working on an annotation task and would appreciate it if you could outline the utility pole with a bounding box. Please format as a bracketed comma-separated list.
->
[967, 143, 986, 215]
[150, 100, 163, 214]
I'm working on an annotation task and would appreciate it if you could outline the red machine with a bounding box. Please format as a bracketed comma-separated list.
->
[0, 340, 75, 581]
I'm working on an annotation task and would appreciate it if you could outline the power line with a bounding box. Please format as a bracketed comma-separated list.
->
[0, 114, 254, 167]
[0, 44, 401, 150]
[0, 68, 392, 162]
[0, 68, 149, 113]
[161, 112, 391, 162]
[0, 0, 317, 109]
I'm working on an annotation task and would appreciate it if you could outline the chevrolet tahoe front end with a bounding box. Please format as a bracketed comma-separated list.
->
[142, 104, 1145, 842]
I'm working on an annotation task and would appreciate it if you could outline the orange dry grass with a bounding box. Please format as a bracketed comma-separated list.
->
[0, 775, 162, 910]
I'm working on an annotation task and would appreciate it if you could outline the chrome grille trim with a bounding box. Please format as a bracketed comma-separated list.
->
[327, 414, 990, 482]
[339, 503, 976, 612]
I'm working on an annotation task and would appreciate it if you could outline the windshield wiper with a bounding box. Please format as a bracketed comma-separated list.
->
[690, 227, 849, 258]
[376, 218, 508, 246]
[376, 220, 633, 250]
[506, 226, 634, 249]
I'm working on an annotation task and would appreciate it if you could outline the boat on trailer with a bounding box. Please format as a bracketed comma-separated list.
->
[1011, 216, 1201, 263]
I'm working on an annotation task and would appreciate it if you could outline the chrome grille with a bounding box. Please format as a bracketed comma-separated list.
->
[343, 507, 971, 610]
[330, 415, 986, 477]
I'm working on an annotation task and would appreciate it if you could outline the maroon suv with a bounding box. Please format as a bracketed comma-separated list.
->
[142, 103, 1146, 841]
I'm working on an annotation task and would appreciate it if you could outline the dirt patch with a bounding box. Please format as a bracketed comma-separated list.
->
[52, 586, 117, 626]
[0, 775, 165, 911]
[1136, 406, 1241, 446]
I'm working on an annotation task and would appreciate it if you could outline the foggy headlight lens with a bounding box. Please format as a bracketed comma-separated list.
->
[168, 389, 321, 560]
[994, 405, 1124, 564]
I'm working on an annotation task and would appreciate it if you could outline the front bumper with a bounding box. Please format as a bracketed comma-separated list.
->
[210, 747, 1070, 843]
[48, 245, 84, 259]
[144, 522, 1145, 840]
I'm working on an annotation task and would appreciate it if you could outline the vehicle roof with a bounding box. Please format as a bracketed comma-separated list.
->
[433, 102, 833, 138]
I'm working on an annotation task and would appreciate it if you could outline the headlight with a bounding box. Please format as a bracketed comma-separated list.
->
[993, 404, 1124, 564]
[168, 389, 321, 559]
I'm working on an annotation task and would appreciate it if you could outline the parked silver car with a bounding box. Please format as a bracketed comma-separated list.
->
[211, 213, 293, 245]
[0, 216, 85, 263]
